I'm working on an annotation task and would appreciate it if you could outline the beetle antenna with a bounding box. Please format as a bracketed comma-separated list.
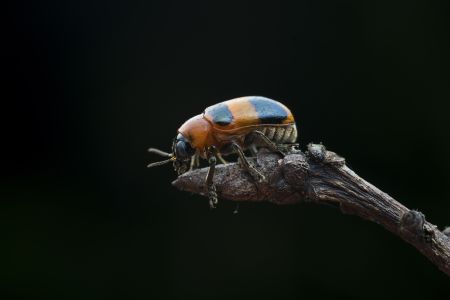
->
[147, 158, 174, 168]
[148, 148, 173, 157]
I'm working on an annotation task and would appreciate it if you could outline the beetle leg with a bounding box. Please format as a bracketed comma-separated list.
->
[251, 131, 300, 155]
[189, 153, 199, 171]
[280, 143, 300, 153]
[205, 150, 218, 209]
[194, 153, 200, 168]
[233, 203, 240, 215]
[251, 130, 284, 155]
[231, 142, 266, 182]
[249, 144, 258, 157]
[216, 151, 228, 165]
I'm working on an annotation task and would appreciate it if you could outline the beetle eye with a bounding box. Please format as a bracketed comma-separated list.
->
[175, 140, 195, 159]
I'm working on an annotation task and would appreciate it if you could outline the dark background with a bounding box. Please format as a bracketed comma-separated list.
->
[4, 0, 450, 299]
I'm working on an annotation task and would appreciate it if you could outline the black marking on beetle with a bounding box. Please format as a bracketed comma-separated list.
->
[249, 97, 288, 124]
[176, 133, 185, 141]
[206, 103, 234, 126]
[176, 133, 194, 146]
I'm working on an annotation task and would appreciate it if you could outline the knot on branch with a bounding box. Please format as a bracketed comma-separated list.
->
[282, 154, 309, 197]
[307, 143, 326, 162]
[443, 227, 450, 238]
[400, 210, 425, 232]
[400, 210, 429, 242]
[306, 143, 346, 166]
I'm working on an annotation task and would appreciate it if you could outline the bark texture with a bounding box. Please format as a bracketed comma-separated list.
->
[172, 144, 450, 276]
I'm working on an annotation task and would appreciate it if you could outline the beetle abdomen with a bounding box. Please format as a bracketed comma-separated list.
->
[259, 124, 297, 144]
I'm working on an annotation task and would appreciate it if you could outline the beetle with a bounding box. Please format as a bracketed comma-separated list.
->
[147, 96, 298, 208]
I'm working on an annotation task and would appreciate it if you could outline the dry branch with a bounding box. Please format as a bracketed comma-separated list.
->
[172, 143, 450, 276]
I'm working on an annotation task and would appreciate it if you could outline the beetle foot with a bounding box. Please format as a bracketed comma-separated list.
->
[237, 157, 266, 183]
[246, 162, 267, 183]
[277, 143, 301, 155]
[208, 184, 218, 209]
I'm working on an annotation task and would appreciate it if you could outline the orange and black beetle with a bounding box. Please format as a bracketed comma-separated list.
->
[148, 96, 298, 208]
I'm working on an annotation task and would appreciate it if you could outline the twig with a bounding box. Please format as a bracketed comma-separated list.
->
[172, 144, 450, 276]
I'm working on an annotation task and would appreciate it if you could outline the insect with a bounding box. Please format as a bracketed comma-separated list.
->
[148, 96, 298, 208]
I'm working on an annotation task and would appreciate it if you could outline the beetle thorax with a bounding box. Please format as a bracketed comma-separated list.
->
[178, 114, 215, 152]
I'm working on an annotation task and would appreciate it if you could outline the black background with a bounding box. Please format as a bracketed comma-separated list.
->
[5, 0, 450, 299]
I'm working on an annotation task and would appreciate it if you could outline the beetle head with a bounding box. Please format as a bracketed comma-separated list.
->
[171, 133, 195, 174]
[148, 114, 209, 175]
[173, 134, 195, 160]
[147, 133, 195, 175]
